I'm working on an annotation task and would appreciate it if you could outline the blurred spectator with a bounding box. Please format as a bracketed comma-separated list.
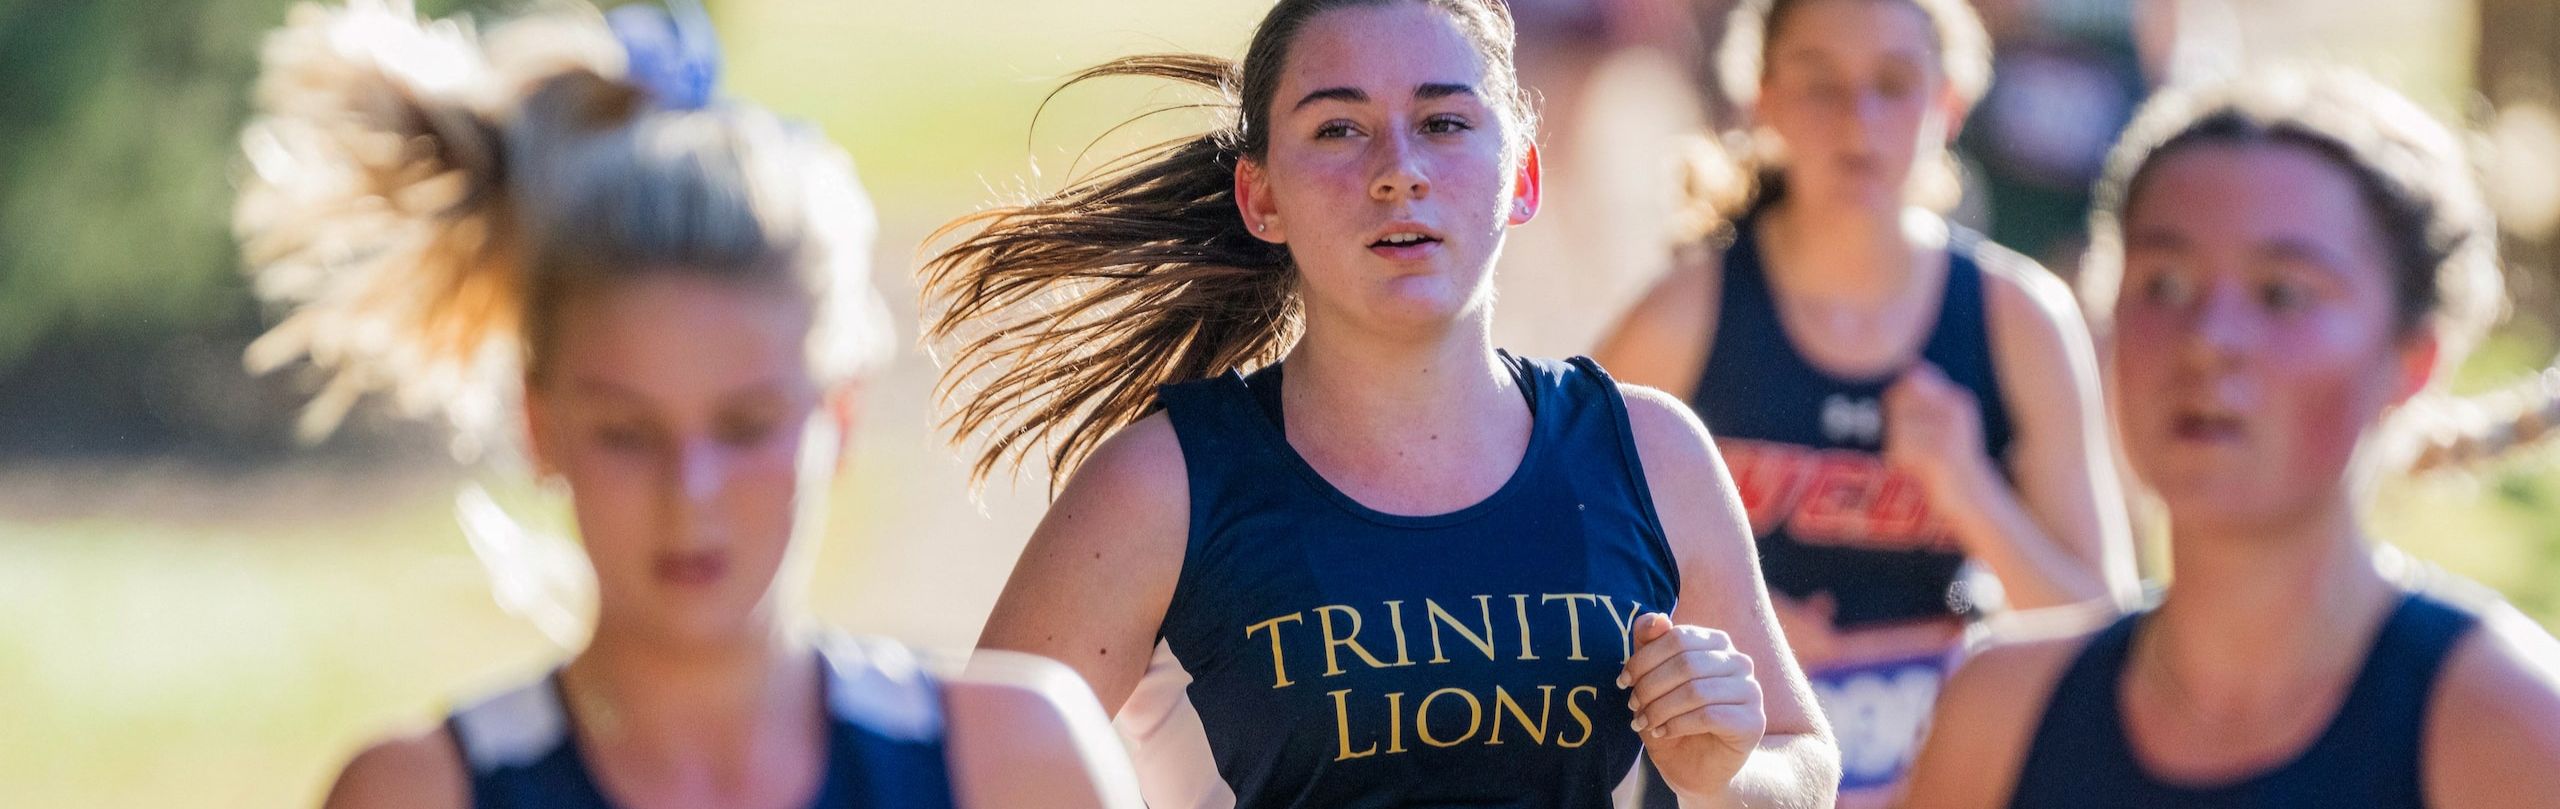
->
[1493, 0, 1729, 355]
[1954, 0, 2199, 276]
[2476, 0, 2560, 319]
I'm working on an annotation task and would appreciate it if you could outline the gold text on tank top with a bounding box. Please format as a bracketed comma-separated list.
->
[1241, 593, 1648, 761]
[1720, 438, 1959, 551]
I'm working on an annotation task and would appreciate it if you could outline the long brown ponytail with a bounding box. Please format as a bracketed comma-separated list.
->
[920, 0, 1533, 494]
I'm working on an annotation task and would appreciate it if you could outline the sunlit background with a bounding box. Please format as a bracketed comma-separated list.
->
[2, 0, 2554, 806]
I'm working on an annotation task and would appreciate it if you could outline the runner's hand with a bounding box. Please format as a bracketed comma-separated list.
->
[1883, 362, 1990, 494]
[1622, 612, 1765, 797]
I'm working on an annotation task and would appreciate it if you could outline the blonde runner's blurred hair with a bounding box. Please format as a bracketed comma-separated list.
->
[235, 0, 890, 645]
[236, 0, 889, 457]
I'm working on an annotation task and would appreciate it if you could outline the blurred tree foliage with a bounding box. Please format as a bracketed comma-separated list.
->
[0, 0, 494, 459]
[2478, 0, 2560, 320]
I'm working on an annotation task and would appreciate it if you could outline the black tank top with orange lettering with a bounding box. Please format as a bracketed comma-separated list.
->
[1690, 216, 2016, 629]
[1668, 215, 2017, 800]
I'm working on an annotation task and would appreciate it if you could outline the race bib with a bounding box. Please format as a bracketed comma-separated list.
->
[1799, 619, 1964, 808]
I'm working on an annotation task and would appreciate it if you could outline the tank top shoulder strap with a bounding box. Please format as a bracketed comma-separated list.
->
[811, 635, 957, 809]
[1922, 226, 1995, 362]
[446, 671, 614, 809]
[448, 674, 570, 776]
[816, 634, 945, 742]
[1922, 226, 2014, 451]
[2015, 609, 2144, 778]
[1697, 215, 1785, 401]
[2311, 591, 2479, 774]
[1711, 212, 1775, 296]
[1157, 369, 1285, 541]
[1535, 353, 1676, 560]
[1155, 369, 1255, 442]
[2358, 591, 2480, 696]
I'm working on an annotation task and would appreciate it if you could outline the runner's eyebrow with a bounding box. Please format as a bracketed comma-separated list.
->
[1294, 86, 1366, 110]
[1415, 83, 1476, 101]
[1293, 83, 1478, 111]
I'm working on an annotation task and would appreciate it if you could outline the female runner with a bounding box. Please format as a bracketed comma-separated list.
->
[236, 3, 1138, 806]
[1903, 69, 2560, 809]
[921, 0, 1836, 806]
[1592, 0, 2134, 801]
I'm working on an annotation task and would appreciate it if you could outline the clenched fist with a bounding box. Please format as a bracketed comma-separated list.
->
[1623, 612, 1766, 797]
[1882, 362, 1990, 493]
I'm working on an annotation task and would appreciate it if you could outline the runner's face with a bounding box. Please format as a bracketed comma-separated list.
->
[1240, 1, 1537, 341]
[1757, 0, 1952, 212]
[527, 274, 827, 647]
[2109, 143, 2432, 535]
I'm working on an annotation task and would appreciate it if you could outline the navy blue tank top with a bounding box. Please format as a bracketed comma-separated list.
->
[1689, 218, 2016, 628]
[2009, 591, 2478, 808]
[1137, 352, 1681, 809]
[446, 635, 955, 809]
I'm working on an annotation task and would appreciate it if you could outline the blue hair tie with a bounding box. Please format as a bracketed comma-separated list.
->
[606, 0, 720, 110]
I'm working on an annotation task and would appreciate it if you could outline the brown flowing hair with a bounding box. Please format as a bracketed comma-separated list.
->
[919, 0, 1535, 494]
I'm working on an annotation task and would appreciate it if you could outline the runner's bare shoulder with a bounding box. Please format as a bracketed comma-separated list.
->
[2413, 570, 2560, 806]
[945, 650, 1146, 809]
[1904, 603, 2116, 809]
[1593, 239, 1726, 393]
[321, 725, 468, 809]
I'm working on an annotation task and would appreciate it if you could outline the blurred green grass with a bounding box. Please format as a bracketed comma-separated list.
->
[0, 407, 1043, 809]
[0, 496, 552, 807]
